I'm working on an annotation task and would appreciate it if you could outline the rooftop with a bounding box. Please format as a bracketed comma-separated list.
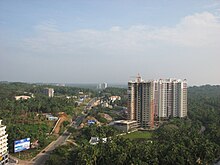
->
[114, 120, 137, 125]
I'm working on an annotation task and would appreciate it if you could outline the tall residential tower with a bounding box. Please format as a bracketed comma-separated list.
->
[128, 75, 155, 128]
[154, 79, 187, 118]
[128, 76, 187, 128]
[43, 88, 54, 97]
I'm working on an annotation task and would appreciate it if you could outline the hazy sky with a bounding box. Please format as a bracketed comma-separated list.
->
[0, 0, 220, 85]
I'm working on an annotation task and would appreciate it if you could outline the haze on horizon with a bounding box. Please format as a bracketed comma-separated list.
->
[0, 0, 220, 86]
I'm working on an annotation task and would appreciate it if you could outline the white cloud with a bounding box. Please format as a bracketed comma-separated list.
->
[22, 12, 220, 57]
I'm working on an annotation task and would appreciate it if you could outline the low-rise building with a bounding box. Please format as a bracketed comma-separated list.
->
[15, 95, 31, 100]
[113, 120, 138, 132]
[45, 114, 58, 121]
[109, 96, 121, 102]
[87, 120, 96, 125]
[89, 137, 107, 145]
[0, 120, 8, 165]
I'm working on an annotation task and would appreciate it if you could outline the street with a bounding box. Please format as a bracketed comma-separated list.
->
[31, 130, 71, 165]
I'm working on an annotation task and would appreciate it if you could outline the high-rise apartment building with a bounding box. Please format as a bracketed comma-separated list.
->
[0, 120, 8, 165]
[44, 88, 54, 97]
[128, 75, 154, 128]
[128, 76, 187, 128]
[97, 83, 108, 90]
[154, 79, 187, 118]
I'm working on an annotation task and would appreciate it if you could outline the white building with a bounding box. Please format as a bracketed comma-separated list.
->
[89, 137, 107, 145]
[154, 79, 187, 118]
[15, 95, 31, 100]
[97, 83, 108, 90]
[0, 120, 8, 165]
[44, 88, 54, 97]
[109, 96, 121, 102]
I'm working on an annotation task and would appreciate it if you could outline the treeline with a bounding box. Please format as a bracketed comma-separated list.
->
[188, 85, 220, 147]
[0, 82, 96, 99]
[0, 96, 78, 115]
[102, 87, 127, 96]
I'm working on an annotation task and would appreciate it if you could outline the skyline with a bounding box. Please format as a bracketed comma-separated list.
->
[1, 1, 220, 85]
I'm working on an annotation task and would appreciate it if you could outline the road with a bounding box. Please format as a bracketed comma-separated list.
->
[31, 130, 71, 165]
[84, 97, 97, 112]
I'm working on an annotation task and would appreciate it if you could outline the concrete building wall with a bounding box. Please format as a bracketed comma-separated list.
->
[128, 77, 155, 128]
[0, 120, 8, 165]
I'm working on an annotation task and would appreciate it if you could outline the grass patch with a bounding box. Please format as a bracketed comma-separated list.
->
[123, 131, 152, 139]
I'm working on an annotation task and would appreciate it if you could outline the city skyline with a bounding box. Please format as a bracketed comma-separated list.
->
[1, 1, 220, 85]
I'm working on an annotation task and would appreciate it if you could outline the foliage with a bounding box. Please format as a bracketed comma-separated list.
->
[0, 82, 94, 158]
[45, 145, 73, 165]
[122, 131, 152, 139]
[101, 87, 128, 107]
[69, 119, 219, 165]
[76, 125, 119, 142]
[102, 87, 127, 97]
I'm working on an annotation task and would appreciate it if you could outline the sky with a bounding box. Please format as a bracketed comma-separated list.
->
[0, 0, 220, 85]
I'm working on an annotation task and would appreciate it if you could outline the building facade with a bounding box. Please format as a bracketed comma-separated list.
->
[128, 75, 155, 128]
[128, 76, 187, 128]
[44, 88, 54, 97]
[97, 83, 108, 90]
[154, 79, 187, 118]
[0, 120, 8, 165]
[113, 120, 138, 132]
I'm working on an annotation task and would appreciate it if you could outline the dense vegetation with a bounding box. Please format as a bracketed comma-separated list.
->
[0, 82, 94, 99]
[188, 85, 220, 147]
[46, 85, 220, 165]
[101, 87, 127, 107]
[0, 82, 95, 156]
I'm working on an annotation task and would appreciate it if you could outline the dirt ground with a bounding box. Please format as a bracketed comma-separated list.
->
[53, 113, 69, 134]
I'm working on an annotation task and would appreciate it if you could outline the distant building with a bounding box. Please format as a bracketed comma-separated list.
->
[102, 102, 113, 109]
[97, 83, 108, 90]
[15, 95, 31, 100]
[78, 92, 84, 95]
[89, 137, 107, 145]
[0, 120, 8, 165]
[45, 114, 58, 121]
[44, 88, 54, 97]
[109, 96, 121, 102]
[113, 120, 138, 132]
[87, 120, 96, 125]
[66, 96, 77, 99]
[127, 75, 187, 128]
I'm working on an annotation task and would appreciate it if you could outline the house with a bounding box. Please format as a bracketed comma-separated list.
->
[89, 137, 107, 145]
[15, 95, 31, 100]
